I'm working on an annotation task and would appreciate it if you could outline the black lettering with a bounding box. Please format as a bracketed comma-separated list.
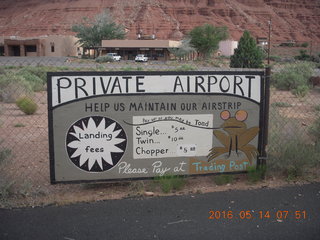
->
[187, 76, 190, 92]
[208, 76, 217, 92]
[57, 77, 71, 103]
[75, 78, 88, 99]
[195, 76, 206, 92]
[100, 77, 112, 94]
[173, 76, 184, 92]
[245, 76, 255, 98]
[85, 103, 93, 112]
[94, 103, 99, 112]
[234, 76, 244, 96]
[136, 76, 145, 92]
[111, 77, 122, 93]
[219, 76, 230, 93]
[122, 76, 132, 93]
[92, 77, 96, 95]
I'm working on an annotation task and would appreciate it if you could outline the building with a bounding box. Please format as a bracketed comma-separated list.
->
[256, 37, 268, 48]
[101, 40, 181, 60]
[0, 35, 81, 57]
[218, 40, 238, 56]
[0, 36, 239, 59]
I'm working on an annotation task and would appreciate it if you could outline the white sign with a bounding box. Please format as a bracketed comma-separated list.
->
[51, 74, 261, 107]
[132, 114, 213, 159]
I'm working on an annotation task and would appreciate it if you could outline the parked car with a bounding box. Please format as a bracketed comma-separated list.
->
[135, 54, 148, 62]
[106, 53, 121, 61]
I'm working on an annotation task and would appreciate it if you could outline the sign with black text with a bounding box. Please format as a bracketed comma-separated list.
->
[48, 71, 266, 183]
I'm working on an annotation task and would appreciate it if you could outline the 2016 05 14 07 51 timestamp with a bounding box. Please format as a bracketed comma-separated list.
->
[208, 210, 307, 220]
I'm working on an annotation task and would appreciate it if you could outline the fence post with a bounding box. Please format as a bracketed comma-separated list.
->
[262, 66, 271, 167]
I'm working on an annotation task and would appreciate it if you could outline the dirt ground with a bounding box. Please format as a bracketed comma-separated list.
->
[0, 88, 320, 208]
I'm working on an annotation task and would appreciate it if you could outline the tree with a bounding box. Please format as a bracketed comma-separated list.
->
[72, 10, 126, 57]
[230, 31, 264, 68]
[188, 24, 228, 59]
[169, 37, 195, 60]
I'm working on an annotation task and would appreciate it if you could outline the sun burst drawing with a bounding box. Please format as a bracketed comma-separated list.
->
[66, 116, 127, 172]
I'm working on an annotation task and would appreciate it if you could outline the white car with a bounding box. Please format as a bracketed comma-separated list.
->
[135, 54, 148, 62]
[106, 53, 121, 61]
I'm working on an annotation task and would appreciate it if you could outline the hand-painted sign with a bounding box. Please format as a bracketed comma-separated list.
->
[48, 71, 266, 183]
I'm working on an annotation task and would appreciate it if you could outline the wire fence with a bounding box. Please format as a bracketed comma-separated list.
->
[0, 56, 319, 208]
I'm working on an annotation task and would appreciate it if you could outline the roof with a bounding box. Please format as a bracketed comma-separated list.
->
[101, 40, 181, 48]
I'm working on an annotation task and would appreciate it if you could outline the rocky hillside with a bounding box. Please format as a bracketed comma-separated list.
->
[0, 0, 319, 42]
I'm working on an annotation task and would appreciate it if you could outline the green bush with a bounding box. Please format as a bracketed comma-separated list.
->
[0, 140, 11, 165]
[0, 67, 5, 74]
[16, 97, 38, 115]
[247, 165, 266, 183]
[267, 106, 320, 179]
[271, 102, 292, 108]
[0, 147, 11, 165]
[0, 179, 15, 204]
[0, 72, 32, 103]
[154, 175, 186, 193]
[294, 50, 311, 61]
[271, 62, 314, 93]
[17, 70, 44, 92]
[19, 66, 49, 84]
[269, 55, 282, 62]
[279, 42, 295, 47]
[268, 139, 320, 180]
[213, 174, 234, 185]
[291, 85, 309, 98]
[174, 64, 197, 71]
[120, 66, 144, 71]
[95, 55, 114, 63]
[309, 116, 320, 148]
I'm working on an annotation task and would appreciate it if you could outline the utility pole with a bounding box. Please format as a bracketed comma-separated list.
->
[267, 18, 272, 65]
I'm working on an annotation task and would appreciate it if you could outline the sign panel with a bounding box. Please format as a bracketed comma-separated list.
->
[48, 71, 266, 183]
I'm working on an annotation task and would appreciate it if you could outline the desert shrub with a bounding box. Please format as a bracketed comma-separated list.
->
[271, 62, 314, 96]
[0, 67, 5, 74]
[0, 139, 11, 180]
[268, 138, 319, 180]
[310, 53, 320, 63]
[309, 116, 320, 148]
[0, 145, 11, 165]
[294, 50, 311, 61]
[269, 55, 282, 62]
[0, 179, 15, 205]
[16, 96, 38, 115]
[17, 70, 44, 92]
[213, 174, 234, 185]
[120, 66, 144, 71]
[267, 106, 320, 179]
[154, 175, 186, 193]
[291, 85, 309, 98]
[271, 102, 292, 108]
[19, 66, 49, 84]
[174, 64, 197, 71]
[247, 165, 266, 183]
[14, 123, 25, 128]
[279, 42, 295, 47]
[0, 72, 32, 103]
[95, 55, 114, 63]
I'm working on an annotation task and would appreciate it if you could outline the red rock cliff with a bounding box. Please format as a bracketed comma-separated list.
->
[0, 0, 319, 42]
